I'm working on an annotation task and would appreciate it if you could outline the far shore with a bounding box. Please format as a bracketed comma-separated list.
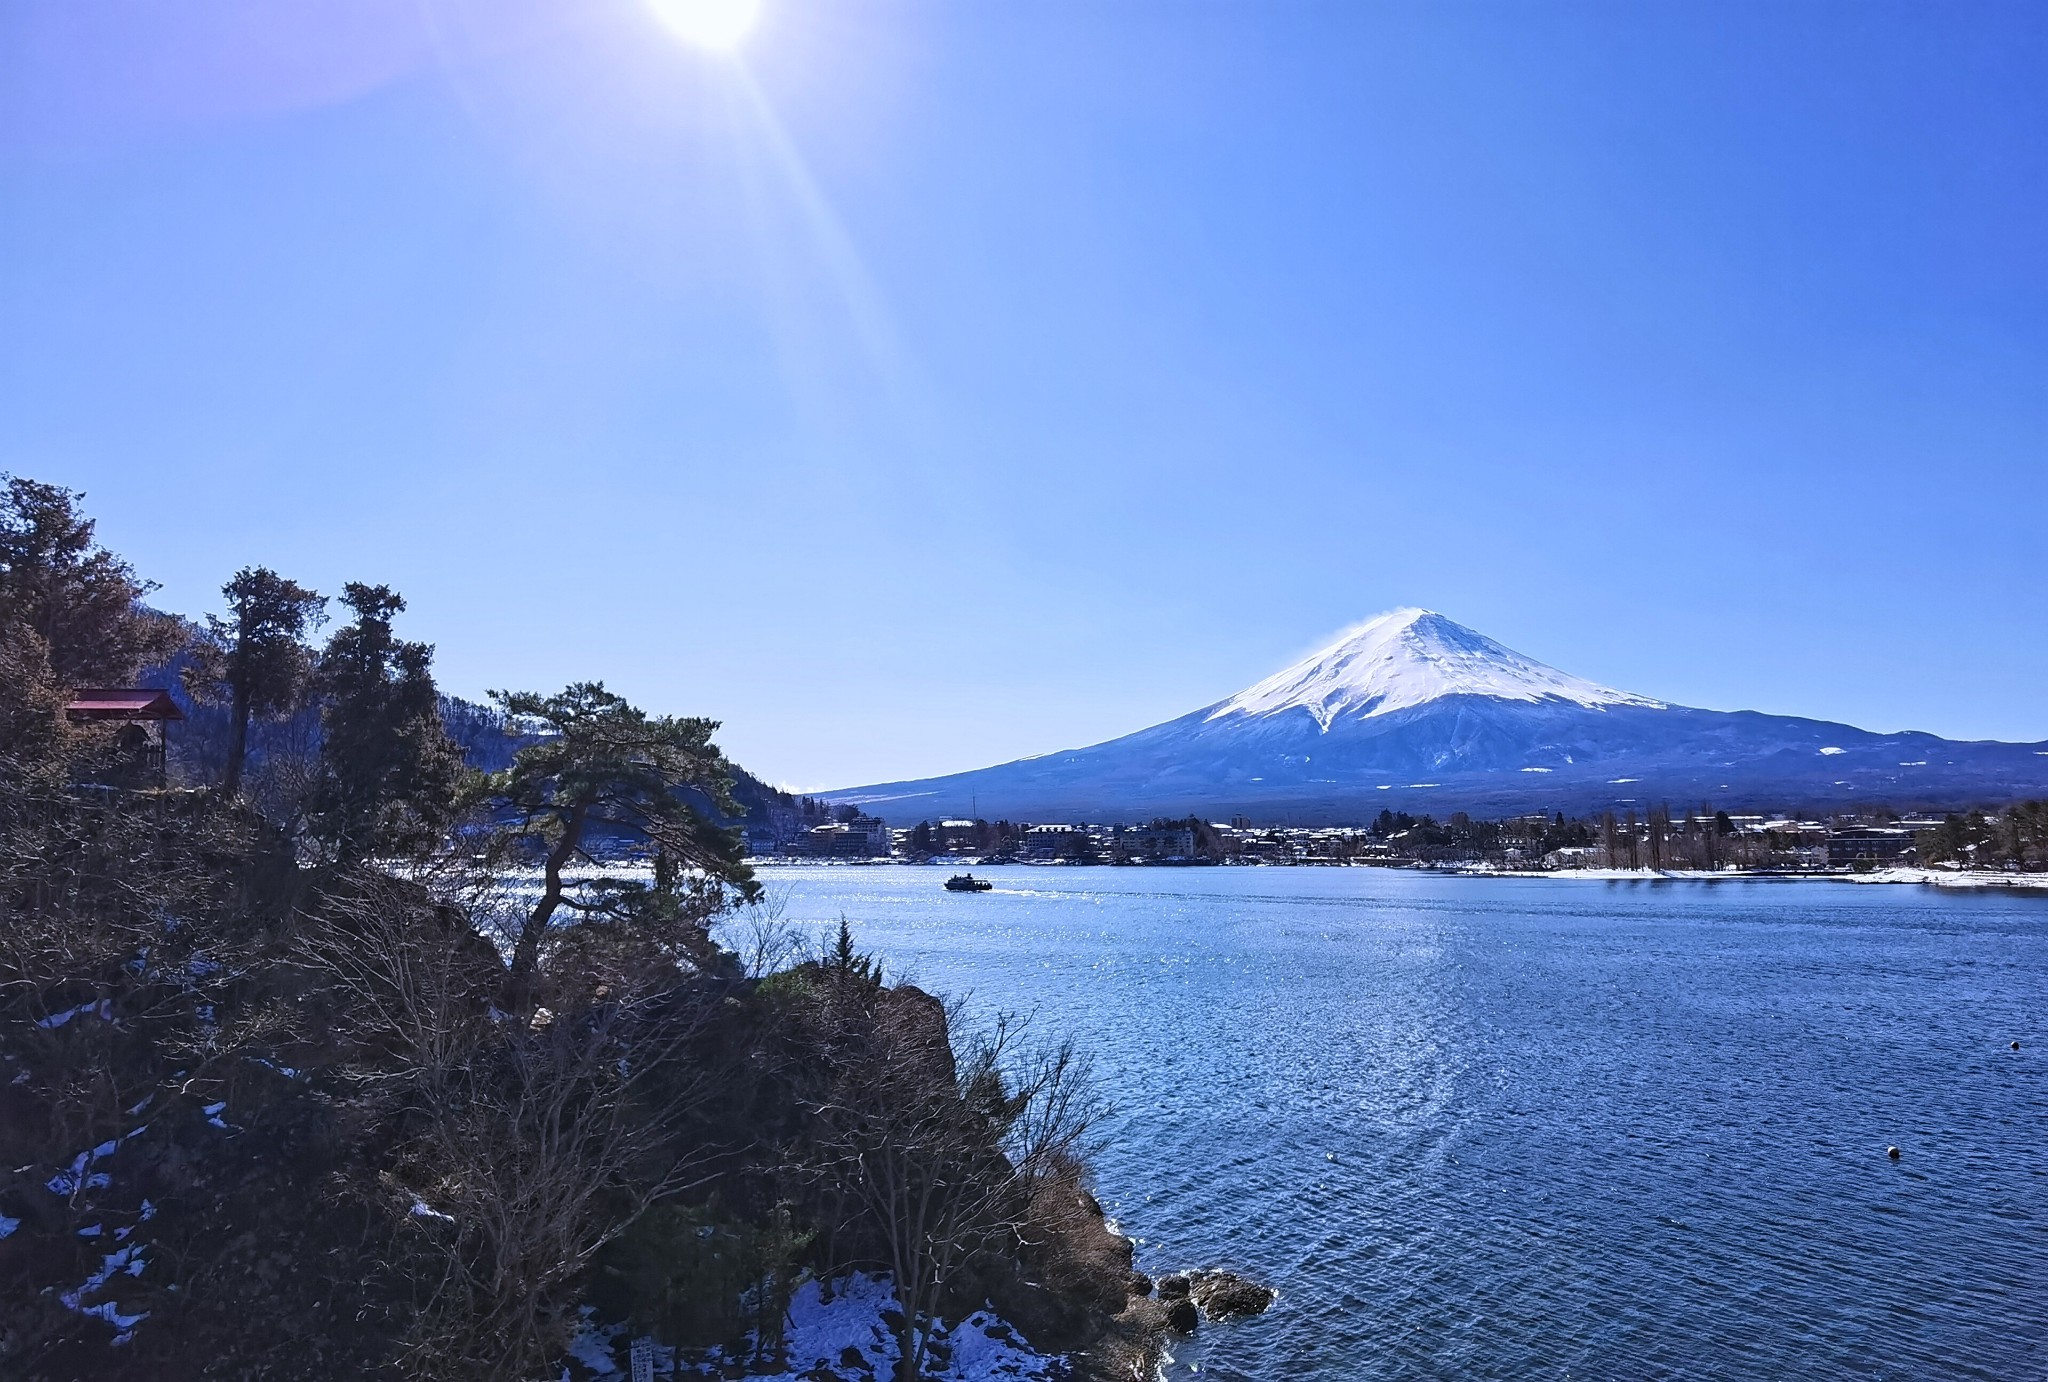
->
[741, 859, 2048, 892]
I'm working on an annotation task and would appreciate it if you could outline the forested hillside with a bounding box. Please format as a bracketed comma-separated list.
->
[0, 476, 1149, 1381]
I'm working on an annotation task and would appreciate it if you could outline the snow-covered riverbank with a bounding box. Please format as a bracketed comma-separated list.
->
[1460, 864, 2048, 890]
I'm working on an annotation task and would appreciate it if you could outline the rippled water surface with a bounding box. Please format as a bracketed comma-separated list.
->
[744, 866, 2046, 1381]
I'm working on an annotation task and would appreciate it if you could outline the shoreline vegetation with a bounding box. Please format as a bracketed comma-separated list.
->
[765, 802, 2048, 880]
[748, 857, 2048, 892]
[0, 474, 1290, 1380]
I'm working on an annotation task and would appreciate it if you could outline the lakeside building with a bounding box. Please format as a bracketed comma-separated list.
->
[1112, 822, 1198, 863]
[1825, 826, 1917, 867]
[1022, 824, 1082, 860]
[758, 813, 892, 859]
[936, 819, 982, 851]
[775, 804, 2038, 875]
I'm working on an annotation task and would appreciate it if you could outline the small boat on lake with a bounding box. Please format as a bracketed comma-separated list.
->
[945, 873, 993, 892]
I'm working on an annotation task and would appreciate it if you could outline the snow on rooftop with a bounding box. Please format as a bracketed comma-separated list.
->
[1207, 608, 1662, 730]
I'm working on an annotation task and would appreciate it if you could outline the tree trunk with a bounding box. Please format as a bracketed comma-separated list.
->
[509, 799, 589, 987]
[893, 1317, 920, 1382]
[223, 680, 250, 796]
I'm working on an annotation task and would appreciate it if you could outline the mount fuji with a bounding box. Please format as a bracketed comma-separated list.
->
[831, 610, 2048, 822]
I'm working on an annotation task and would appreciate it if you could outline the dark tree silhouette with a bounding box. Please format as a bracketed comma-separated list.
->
[480, 682, 756, 997]
[310, 583, 468, 863]
[185, 566, 325, 797]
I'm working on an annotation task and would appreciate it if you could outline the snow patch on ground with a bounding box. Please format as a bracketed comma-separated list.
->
[1843, 867, 2048, 890]
[1478, 867, 2048, 890]
[1481, 867, 1752, 881]
[565, 1273, 1069, 1381]
[566, 1320, 621, 1375]
[61, 1243, 151, 1338]
[36, 998, 113, 1029]
[48, 1139, 122, 1197]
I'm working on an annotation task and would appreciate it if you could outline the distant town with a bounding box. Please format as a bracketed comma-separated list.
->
[744, 796, 2047, 875]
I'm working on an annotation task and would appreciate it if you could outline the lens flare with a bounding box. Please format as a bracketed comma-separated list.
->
[647, 0, 762, 51]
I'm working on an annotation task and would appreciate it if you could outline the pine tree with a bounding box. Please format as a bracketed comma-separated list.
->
[185, 567, 326, 796]
[310, 583, 467, 863]
[482, 682, 756, 994]
[0, 474, 176, 687]
[828, 916, 880, 985]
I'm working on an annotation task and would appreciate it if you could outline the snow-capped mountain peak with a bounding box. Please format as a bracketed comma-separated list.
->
[834, 606, 2048, 819]
[1205, 608, 1664, 730]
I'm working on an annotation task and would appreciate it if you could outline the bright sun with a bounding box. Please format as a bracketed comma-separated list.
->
[647, 0, 762, 51]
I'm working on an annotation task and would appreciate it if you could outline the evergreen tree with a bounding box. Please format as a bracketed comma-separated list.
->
[828, 916, 882, 985]
[185, 567, 325, 796]
[482, 682, 757, 993]
[0, 474, 176, 687]
[309, 583, 467, 863]
[0, 477, 178, 772]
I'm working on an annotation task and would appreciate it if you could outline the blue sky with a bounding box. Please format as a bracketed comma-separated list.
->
[3, 0, 2044, 789]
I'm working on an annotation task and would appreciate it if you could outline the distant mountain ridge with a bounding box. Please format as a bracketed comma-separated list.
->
[831, 610, 2048, 822]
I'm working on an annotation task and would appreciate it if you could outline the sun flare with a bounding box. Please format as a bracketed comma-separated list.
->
[647, 0, 762, 51]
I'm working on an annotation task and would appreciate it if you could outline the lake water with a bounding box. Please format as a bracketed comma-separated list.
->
[744, 865, 2046, 1381]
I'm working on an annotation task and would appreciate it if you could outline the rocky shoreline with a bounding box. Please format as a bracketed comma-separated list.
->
[1064, 1192, 1275, 1382]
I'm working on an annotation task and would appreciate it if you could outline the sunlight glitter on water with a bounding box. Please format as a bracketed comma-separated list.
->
[747, 865, 2048, 1382]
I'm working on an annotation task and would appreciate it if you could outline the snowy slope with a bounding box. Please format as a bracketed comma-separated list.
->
[565, 1273, 1066, 1381]
[1205, 609, 1662, 728]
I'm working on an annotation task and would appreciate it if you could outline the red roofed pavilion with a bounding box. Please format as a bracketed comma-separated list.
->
[65, 688, 185, 723]
[65, 688, 184, 785]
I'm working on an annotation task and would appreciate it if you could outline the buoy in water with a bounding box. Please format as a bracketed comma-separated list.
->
[2013, 1041, 2022, 1051]
[1886, 1145, 1901, 1160]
